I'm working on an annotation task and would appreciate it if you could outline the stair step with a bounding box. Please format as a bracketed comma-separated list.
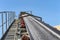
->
[4, 21, 17, 40]
[5, 35, 14, 40]
[6, 35, 14, 38]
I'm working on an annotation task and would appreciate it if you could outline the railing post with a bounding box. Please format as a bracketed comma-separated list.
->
[8, 13, 9, 27]
[5, 13, 7, 30]
[2, 13, 4, 35]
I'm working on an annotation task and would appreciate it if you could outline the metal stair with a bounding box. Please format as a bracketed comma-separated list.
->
[4, 20, 18, 40]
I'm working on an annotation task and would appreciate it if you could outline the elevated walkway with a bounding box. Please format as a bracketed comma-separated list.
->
[1, 19, 18, 40]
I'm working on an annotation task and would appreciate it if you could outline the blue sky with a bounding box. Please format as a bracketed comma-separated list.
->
[0, 0, 60, 26]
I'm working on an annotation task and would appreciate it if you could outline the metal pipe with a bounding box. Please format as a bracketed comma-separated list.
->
[5, 13, 7, 30]
[2, 13, 4, 35]
[8, 13, 9, 27]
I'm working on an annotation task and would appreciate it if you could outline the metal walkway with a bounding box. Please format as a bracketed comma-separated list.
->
[4, 20, 18, 40]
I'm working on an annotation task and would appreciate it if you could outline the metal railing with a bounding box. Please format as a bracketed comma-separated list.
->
[0, 11, 15, 39]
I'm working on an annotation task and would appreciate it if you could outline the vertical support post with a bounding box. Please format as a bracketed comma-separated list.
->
[6, 13, 7, 30]
[8, 13, 9, 27]
[2, 13, 4, 35]
[12, 13, 14, 21]
[30, 11, 32, 14]
[13, 12, 15, 21]
[14, 12, 16, 18]
[10, 13, 11, 24]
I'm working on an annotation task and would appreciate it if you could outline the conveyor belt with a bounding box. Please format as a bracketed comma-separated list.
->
[24, 16, 60, 40]
[1, 13, 60, 40]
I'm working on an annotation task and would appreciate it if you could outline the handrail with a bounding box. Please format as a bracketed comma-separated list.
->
[0, 11, 15, 39]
